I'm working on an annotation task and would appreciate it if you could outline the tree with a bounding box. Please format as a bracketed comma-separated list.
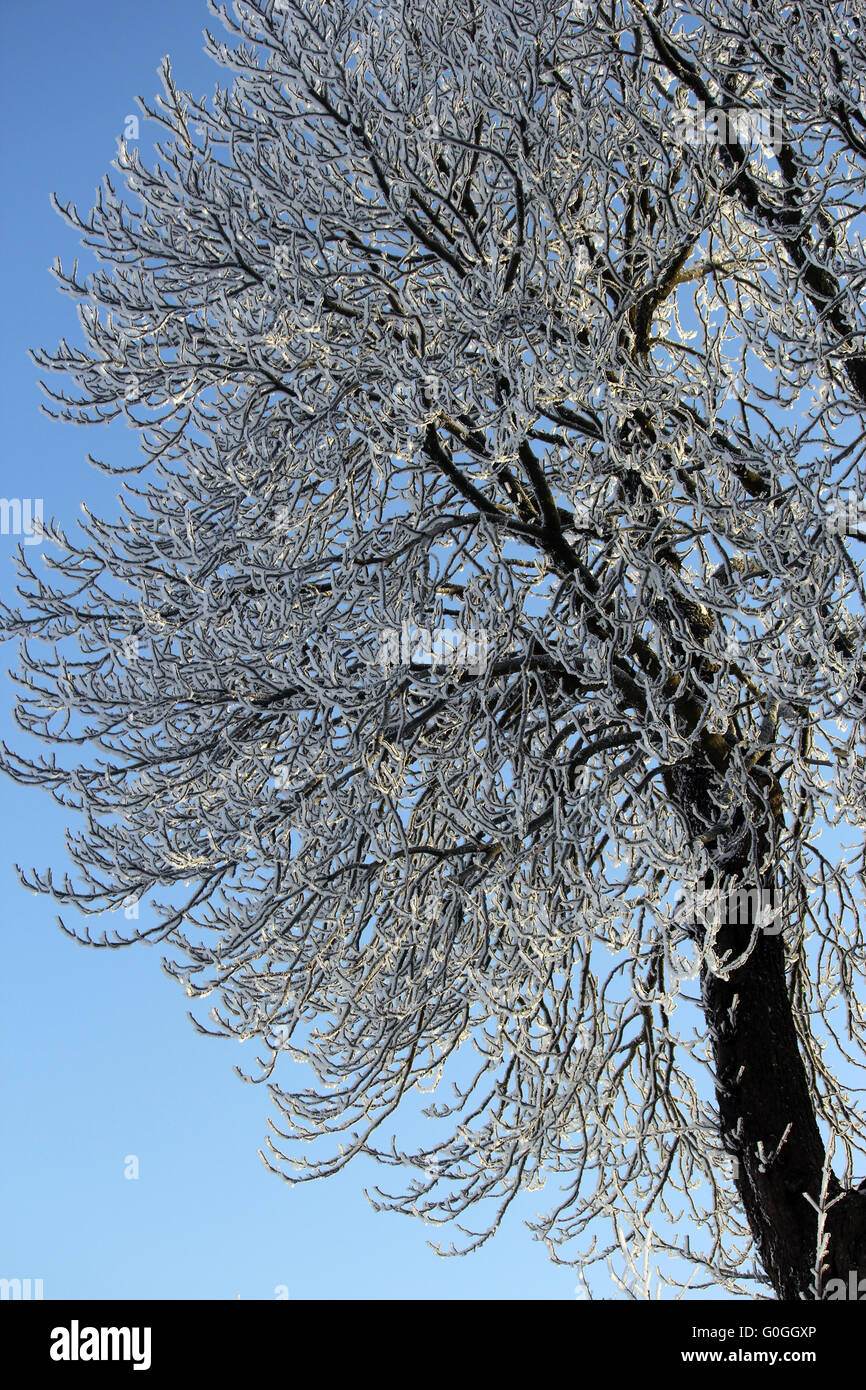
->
[3, 0, 866, 1300]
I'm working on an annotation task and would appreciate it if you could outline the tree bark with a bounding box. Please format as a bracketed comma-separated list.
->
[671, 750, 866, 1298]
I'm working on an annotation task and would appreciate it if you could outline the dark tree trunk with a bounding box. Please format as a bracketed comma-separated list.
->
[670, 749, 866, 1298]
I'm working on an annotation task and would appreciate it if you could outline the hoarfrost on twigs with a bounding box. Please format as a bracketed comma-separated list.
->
[4, 0, 866, 1299]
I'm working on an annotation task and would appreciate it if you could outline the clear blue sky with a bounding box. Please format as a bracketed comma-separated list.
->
[0, 0, 596, 1301]
[9, 0, 837, 1306]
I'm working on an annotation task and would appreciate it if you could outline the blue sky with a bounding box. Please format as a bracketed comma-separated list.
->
[7, 0, 852, 1307]
[0, 0, 593, 1301]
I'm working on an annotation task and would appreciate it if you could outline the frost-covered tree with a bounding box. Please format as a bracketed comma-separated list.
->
[4, 0, 866, 1299]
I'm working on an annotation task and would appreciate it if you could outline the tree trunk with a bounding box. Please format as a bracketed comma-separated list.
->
[671, 750, 866, 1298]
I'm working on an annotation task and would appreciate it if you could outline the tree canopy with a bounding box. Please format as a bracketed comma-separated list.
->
[4, 0, 866, 1298]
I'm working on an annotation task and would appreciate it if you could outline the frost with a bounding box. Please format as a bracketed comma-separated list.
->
[3, 0, 866, 1299]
